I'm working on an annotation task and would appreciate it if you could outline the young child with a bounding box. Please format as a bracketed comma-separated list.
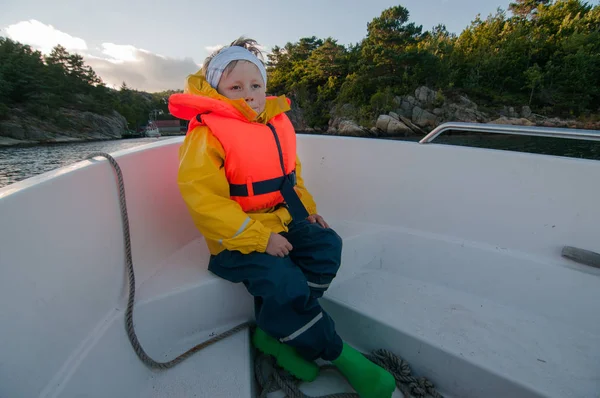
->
[169, 37, 395, 398]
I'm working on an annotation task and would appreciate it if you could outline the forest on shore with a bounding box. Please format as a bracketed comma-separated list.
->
[0, 0, 598, 143]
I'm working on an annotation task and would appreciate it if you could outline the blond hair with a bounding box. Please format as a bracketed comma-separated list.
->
[202, 37, 265, 78]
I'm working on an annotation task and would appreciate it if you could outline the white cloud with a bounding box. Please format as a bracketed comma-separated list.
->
[3, 19, 199, 92]
[5, 19, 88, 54]
[100, 43, 142, 63]
[85, 49, 198, 92]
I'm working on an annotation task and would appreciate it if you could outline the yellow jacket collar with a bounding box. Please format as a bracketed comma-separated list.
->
[185, 69, 290, 124]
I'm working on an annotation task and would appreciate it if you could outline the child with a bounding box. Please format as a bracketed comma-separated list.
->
[169, 37, 395, 398]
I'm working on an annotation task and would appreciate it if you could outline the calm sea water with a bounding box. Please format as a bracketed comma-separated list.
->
[419, 134, 600, 160]
[1, 134, 599, 189]
[0, 137, 171, 189]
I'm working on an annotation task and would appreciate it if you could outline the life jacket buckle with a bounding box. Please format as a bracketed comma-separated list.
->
[287, 170, 297, 187]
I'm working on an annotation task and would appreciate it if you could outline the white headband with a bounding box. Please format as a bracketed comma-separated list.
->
[205, 46, 267, 90]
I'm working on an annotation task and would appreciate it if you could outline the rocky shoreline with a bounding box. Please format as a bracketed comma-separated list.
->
[294, 86, 600, 138]
[2, 87, 598, 147]
[0, 108, 128, 147]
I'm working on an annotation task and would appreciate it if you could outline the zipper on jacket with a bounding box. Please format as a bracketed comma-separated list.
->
[267, 123, 287, 176]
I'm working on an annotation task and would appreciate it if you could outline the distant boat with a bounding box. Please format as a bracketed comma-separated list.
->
[144, 121, 161, 138]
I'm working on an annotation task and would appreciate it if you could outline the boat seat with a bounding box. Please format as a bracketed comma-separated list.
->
[52, 238, 256, 398]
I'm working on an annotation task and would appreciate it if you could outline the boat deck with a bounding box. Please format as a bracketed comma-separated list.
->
[326, 225, 600, 398]
[43, 220, 600, 398]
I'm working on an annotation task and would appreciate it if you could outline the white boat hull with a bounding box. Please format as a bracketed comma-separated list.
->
[145, 127, 160, 137]
[1, 134, 599, 397]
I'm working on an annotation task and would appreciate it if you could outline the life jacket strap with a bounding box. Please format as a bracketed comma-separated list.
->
[229, 170, 309, 221]
[229, 170, 297, 197]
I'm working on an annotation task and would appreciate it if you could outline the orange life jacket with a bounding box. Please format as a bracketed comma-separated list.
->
[169, 93, 308, 217]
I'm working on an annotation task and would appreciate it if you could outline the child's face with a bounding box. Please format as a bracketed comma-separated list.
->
[217, 61, 266, 115]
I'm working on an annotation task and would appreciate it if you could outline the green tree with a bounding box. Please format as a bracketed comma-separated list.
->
[266, 1, 599, 123]
[509, 0, 552, 18]
[267, 37, 349, 128]
[2, 0, 599, 130]
[361, 5, 424, 92]
[524, 63, 543, 105]
[0, 37, 46, 105]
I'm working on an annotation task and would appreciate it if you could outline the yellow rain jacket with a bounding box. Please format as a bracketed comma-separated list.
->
[174, 70, 318, 256]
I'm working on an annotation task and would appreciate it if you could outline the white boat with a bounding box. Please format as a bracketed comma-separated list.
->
[1, 122, 599, 398]
[145, 121, 161, 138]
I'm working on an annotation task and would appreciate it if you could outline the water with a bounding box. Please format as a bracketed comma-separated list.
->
[0, 138, 171, 189]
[385, 134, 600, 162]
[1, 135, 599, 189]
[427, 134, 600, 160]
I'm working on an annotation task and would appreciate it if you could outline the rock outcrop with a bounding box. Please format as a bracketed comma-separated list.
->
[393, 89, 489, 128]
[376, 115, 414, 136]
[286, 97, 309, 132]
[336, 120, 371, 137]
[0, 108, 127, 146]
[490, 116, 536, 126]
[412, 106, 438, 129]
[282, 86, 600, 138]
[415, 86, 436, 107]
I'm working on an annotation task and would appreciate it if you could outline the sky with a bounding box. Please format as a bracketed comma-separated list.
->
[1, 0, 514, 92]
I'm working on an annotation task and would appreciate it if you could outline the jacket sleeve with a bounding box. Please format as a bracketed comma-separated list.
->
[177, 126, 272, 253]
[294, 154, 318, 215]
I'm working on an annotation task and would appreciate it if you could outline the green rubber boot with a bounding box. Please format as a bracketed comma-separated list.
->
[252, 327, 319, 382]
[333, 342, 396, 398]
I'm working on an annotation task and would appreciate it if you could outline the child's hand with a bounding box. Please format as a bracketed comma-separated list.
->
[266, 233, 293, 257]
[307, 214, 329, 229]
